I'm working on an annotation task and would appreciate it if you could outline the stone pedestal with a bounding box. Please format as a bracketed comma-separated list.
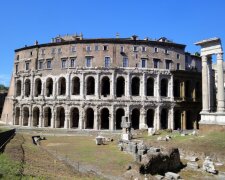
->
[121, 133, 131, 141]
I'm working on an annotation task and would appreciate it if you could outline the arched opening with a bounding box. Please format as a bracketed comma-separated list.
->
[131, 108, 140, 129]
[195, 81, 201, 101]
[116, 108, 125, 129]
[131, 77, 140, 96]
[24, 79, 31, 97]
[86, 108, 94, 129]
[101, 77, 110, 97]
[86, 76, 95, 95]
[58, 77, 66, 96]
[174, 110, 182, 130]
[23, 107, 29, 126]
[16, 80, 22, 97]
[44, 107, 51, 127]
[185, 80, 191, 98]
[46, 78, 53, 97]
[147, 77, 154, 96]
[116, 76, 125, 97]
[72, 77, 80, 95]
[101, 108, 109, 129]
[160, 108, 168, 129]
[33, 107, 40, 127]
[186, 110, 193, 129]
[71, 107, 79, 128]
[35, 78, 42, 97]
[147, 109, 154, 127]
[174, 80, 181, 97]
[56, 107, 65, 128]
[160, 79, 168, 97]
[15, 107, 20, 125]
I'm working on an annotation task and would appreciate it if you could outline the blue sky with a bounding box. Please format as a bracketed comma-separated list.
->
[0, 0, 225, 86]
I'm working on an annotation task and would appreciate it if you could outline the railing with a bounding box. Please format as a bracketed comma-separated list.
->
[0, 129, 15, 151]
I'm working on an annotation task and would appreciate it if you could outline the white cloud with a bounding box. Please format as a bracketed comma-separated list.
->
[0, 74, 11, 86]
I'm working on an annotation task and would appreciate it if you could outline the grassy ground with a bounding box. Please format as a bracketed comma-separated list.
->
[41, 135, 134, 178]
[1, 133, 102, 179]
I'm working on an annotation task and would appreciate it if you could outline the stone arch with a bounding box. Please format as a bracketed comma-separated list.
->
[46, 78, 53, 97]
[100, 108, 109, 129]
[15, 107, 20, 125]
[35, 78, 42, 97]
[44, 107, 51, 127]
[116, 108, 125, 129]
[72, 77, 80, 95]
[160, 108, 168, 129]
[147, 109, 154, 127]
[23, 107, 29, 126]
[116, 76, 125, 97]
[16, 80, 22, 97]
[131, 108, 140, 129]
[101, 76, 110, 97]
[86, 76, 95, 95]
[131, 77, 140, 96]
[58, 77, 66, 95]
[174, 79, 181, 97]
[70, 107, 79, 128]
[33, 107, 40, 127]
[56, 107, 65, 128]
[24, 79, 31, 97]
[86, 108, 94, 129]
[174, 110, 182, 130]
[186, 110, 193, 129]
[160, 78, 168, 97]
[147, 77, 154, 96]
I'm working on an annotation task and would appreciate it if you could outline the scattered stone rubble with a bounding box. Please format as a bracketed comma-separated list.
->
[202, 156, 217, 174]
[118, 140, 182, 175]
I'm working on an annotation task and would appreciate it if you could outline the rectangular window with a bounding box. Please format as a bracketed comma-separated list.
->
[165, 49, 169, 54]
[15, 64, 18, 74]
[38, 60, 43, 70]
[165, 60, 172, 69]
[58, 48, 62, 54]
[25, 62, 29, 70]
[51, 48, 55, 54]
[177, 63, 180, 70]
[61, 59, 67, 68]
[154, 47, 158, 53]
[30, 51, 33, 56]
[133, 46, 138, 52]
[177, 54, 180, 59]
[104, 57, 110, 68]
[153, 58, 159, 68]
[41, 49, 45, 55]
[95, 45, 99, 51]
[86, 46, 91, 52]
[120, 46, 124, 52]
[103, 45, 108, 51]
[123, 57, 128, 67]
[16, 55, 19, 60]
[71, 46, 76, 52]
[70, 58, 76, 67]
[47, 60, 51, 69]
[142, 46, 146, 52]
[86, 57, 92, 67]
[141, 59, 147, 68]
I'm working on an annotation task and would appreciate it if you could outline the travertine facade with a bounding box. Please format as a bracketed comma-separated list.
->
[2, 35, 202, 130]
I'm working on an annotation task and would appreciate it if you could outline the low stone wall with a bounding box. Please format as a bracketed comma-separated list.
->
[199, 124, 225, 132]
[118, 140, 182, 175]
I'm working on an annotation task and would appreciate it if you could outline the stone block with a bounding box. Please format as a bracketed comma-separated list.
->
[165, 172, 180, 180]
[187, 162, 199, 169]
